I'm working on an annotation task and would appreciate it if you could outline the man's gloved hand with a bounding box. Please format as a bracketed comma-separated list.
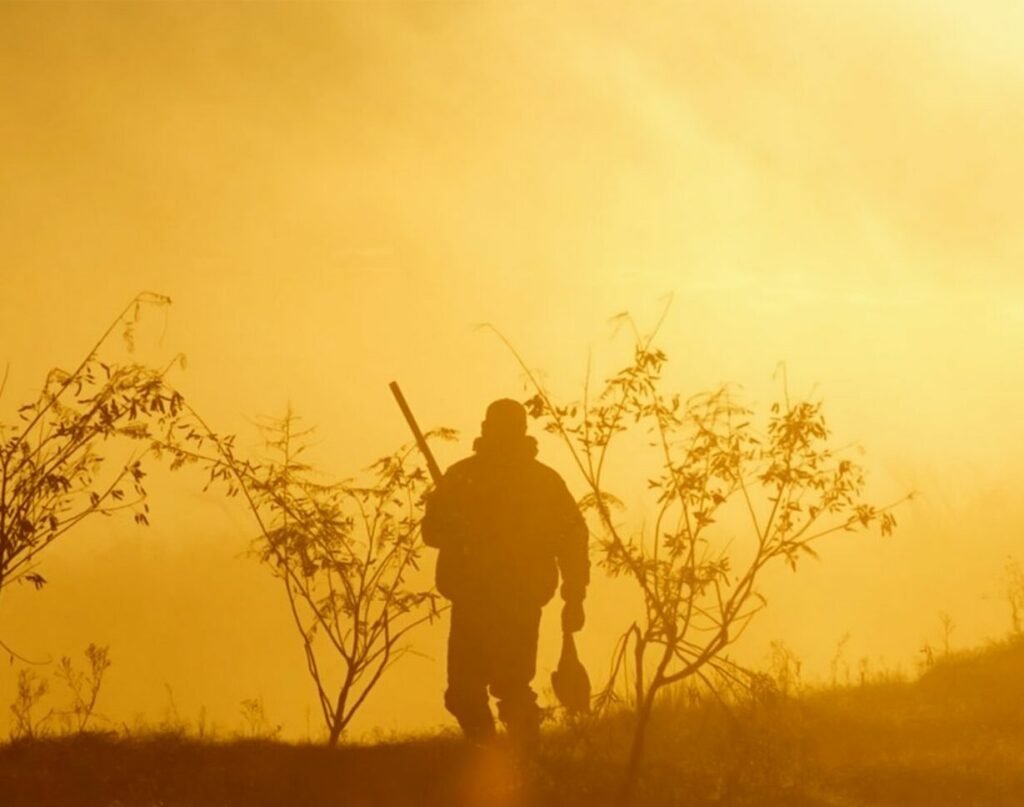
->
[561, 599, 585, 633]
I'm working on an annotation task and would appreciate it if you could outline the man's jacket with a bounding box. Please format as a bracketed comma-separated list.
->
[421, 434, 589, 607]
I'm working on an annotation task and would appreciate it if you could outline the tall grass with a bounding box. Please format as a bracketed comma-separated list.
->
[6, 636, 1022, 806]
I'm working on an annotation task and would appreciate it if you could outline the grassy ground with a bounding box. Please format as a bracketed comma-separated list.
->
[3, 638, 1023, 806]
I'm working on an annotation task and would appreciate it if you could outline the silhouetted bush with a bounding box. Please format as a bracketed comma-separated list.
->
[497, 312, 909, 804]
[160, 410, 454, 746]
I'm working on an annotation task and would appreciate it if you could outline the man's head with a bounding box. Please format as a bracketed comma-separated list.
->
[480, 398, 528, 440]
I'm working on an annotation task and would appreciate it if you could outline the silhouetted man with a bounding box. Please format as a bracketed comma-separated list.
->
[422, 399, 589, 752]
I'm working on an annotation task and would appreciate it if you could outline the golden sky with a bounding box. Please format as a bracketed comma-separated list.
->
[1, 1, 1023, 738]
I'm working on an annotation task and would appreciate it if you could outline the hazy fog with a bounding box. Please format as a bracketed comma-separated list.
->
[1, 1, 1022, 738]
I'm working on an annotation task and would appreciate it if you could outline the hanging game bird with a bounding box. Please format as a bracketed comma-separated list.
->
[551, 632, 591, 714]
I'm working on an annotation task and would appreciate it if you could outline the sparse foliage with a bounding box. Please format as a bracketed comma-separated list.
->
[9, 668, 50, 740]
[161, 410, 454, 746]
[0, 293, 193, 614]
[8, 643, 111, 739]
[53, 643, 112, 733]
[239, 696, 282, 740]
[495, 314, 909, 805]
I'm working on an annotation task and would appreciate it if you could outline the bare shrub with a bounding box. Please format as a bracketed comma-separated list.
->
[938, 611, 956, 657]
[767, 640, 803, 698]
[1005, 557, 1024, 637]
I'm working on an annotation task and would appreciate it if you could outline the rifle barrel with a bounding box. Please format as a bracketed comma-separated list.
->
[389, 381, 443, 485]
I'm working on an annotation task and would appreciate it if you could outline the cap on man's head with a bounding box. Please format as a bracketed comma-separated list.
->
[481, 398, 528, 439]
